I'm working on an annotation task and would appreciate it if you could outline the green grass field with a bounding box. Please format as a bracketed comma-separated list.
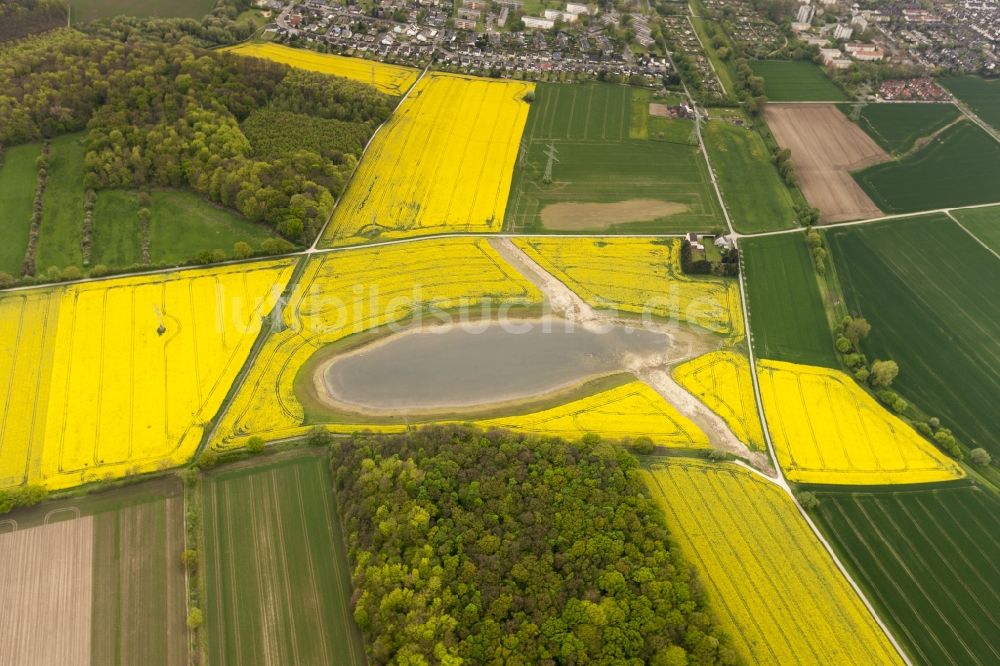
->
[742, 234, 838, 367]
[36, 133, 86, 272]
[71, 0, 214, 23]
[940, 76, 1000, 133]
[826, 214, 1000, 456]
[703, 113, 798, 233]
[0, 142, 42, 276]
[853, 121, 1000, 213]
[92, 189, 278, 267]
[809, 484, 1000, 666]
[953, 204, 1000, 253]
[838, 102, 961, 154]
[505, 83, 723, 233]
[202, 454, 365, 666]
[749, 60, 847, 102]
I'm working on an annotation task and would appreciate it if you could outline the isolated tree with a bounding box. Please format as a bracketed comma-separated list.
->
[869, 359, 899, 388]
[187, 608, 203, 629]
[970, 448, 992, 466]
[796, 491, 820, 511]
[246, 436, 265, 453]
[137, 191, 152, 208]
[844, 317, 871, 349]
[233, 241, 252, 259]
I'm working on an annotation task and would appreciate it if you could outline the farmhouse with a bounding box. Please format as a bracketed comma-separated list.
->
[686, 232, 704, 251]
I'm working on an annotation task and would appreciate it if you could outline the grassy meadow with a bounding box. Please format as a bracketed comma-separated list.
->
[749, 60, 847, 101]
[952, 204, 1000, 253]
[703, 111, 798, 233]
[810, 484, 1000, 666]
[36, 133, 86, 271]
[853, 121, 1000, 213]
[826, 214, 1000, 457]
[940, 76, 1000, 132]
[838, 102, 961, 154]
[742, 234, 837, 367]
[202, 454, 366, 666]
[0, 142, 42, 276]
[505, 83, 723, 233]
[71, 0, 214, 23]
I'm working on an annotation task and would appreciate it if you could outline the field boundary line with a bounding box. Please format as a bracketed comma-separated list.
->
[945, 210, 1000, 262]
[737, 242, 914, 666]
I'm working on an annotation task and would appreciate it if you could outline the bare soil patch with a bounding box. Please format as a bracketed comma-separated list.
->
[649, 103, 669, 117]
[764, 104, 888, 222]
[540, 199, 689, 230]
[0, 517, 94, 666]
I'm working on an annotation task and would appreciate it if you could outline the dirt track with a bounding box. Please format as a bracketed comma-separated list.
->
[540, 199, 688, 230]
[0, 517, 94, 666]
[764, 104, 887, 223]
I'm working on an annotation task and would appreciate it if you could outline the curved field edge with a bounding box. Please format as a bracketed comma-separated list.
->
[641, 460, 903, 665]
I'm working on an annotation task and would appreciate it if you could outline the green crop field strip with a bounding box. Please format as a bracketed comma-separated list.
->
[952, 205, 1000, 253]
[742, 234, 837, 367]
[91, 491, 188, 666]
[853, 121, 1000, 213]
[839, 103, 961, 154]
[36, 133, 86, 271]
[504, 83, 722, 233]
[940, 76, 1000, 133]
[749, 61, 847, 101]
[703, 113, 798, 233]
[202, 454, 365, 666]
[93, 189, 278, 267]
[826, 214, 1000, 456]
[809, 484, 1000, 665]
[0, 142, 42, 276]
[70, 0, 215, 23]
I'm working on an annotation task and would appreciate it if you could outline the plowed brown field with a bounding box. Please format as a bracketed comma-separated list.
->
[0, 517, 94, 666]
[764, 104, 888, 222]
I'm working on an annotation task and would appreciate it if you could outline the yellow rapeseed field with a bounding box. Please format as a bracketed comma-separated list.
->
[478, 381, 709, 447]
[513, 237, 744, 337]
[222, 42, 419, 95]
[321, 73, 534, 246]
[758, 359, 964, 484]
[643, 461, 903, 666]
[0, 260, 294, 490]
[673, 351, 765, 450]
[212, 238, 543, 448]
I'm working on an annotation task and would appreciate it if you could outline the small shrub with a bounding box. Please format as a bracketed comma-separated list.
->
[246, 436, 265, 454]
[233, 241, 253, 259]
[796, 491, 820, 511]
[187, 608, 203, 629]
[835, 336, 853, 353]
[969, 448, 992, 466]
[630, 436, 656, 455]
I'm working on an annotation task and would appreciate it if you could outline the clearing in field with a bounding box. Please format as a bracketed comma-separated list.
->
[504, 83, 722, 233]
[0, 259, 295, 490]
[952, 204, 1000, 253]
[826, 214, 1000, 457]
[838, 102, 961, 154]
[211, 239, 542, 448]
[512, 237, 744, 337]
[672, 351, 764, 450]
[750, 60, 847, 101]
[0, 142, 42, 276]
[940, 75, 1000, 133]
[853, 121, 1000, 213]
[703, 110, 798, 233]
[70, 0, 214, 23]
[92, 189, 279, 268]
[320, 73, 533, 246]
[202, 454, 365, 666]
[810, 484, 1000, 666]
[223, 42, 418, 96]
[0, 518, 94, 666]
[642, 461, 902, 665]
[740, 234, 837, 367]
[757, 359, 964, 484]
[764, 103, 886, 222]
[36, 133, 86, 271]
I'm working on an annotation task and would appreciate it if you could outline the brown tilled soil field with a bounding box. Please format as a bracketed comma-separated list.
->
[764, 104, 888, 222]
[0, 517, 94, 666]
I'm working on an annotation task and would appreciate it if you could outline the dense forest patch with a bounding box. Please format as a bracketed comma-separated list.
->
[330, 425, 738, 665]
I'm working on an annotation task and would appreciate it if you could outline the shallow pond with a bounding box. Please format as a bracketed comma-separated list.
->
[320, 320, 670, 412]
